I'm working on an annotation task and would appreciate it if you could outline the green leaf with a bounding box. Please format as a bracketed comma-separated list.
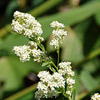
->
[83, 59, 100, 73]
[73, 19, 91, 42]
[74, 71, 82, 93]
[61, 27, 84, 63]
[38, 1, 100, 39]
[42, 62, 49, 67]
[80, 70, 99, 91]
[95, 10, 100, 25]
[5, 0, 19, 17]
[72, 89, 75, 100]
[0, 56, 46, 91]
[0, 34, 29, 55]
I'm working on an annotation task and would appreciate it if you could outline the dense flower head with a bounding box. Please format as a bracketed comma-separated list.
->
[13, 41, 48, 63]
[31, 49, 48, 62]
[35, 61, 75, 100]
[35, 71, 65, 100]
[50, 38, 59, 49]
[52, 72, 65, 88]
[91, 93, 100, 100]
[13, 45, 31, 62]
[29, 41, 37, 49]
[52, 29, 67, 39]
[66, 77, 75, 85]
[50, 21, 67, 49]
[66, 91, 72, 96]
[35, 84, 58, 100]
[59, 62, 71, 69]
[58, 62, 74, 76]
[50, 21, 65, 28]
[12, 11, 43, 39]
[38, 71, 52, 83]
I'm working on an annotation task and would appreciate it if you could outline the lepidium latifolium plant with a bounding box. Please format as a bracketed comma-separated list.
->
[12, 11, 76, 100]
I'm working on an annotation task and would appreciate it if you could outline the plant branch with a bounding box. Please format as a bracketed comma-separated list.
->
[57, 48, 60, 67]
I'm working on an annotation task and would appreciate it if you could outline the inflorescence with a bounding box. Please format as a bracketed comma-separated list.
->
[91, 93, 100, 100]
[12, 11, 75, 100]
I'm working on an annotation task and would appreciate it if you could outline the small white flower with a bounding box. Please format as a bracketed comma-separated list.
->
[29, 41, 37, 49]
[67, 77, 75, 85]
[12, 11, 43, 39]
[66, 91, 72, 96]
[13, 45, 31, 62]
[31, 49, 45, 62]
[58, 62, 74, 76]
[35, 71, 65, 100]
[52, 29, 67, 39]
[23, 29, 33, 38]
[37, 82, 48, 91]
[37, 36, 44, 42]
[38, 71, 52, 83]
[50, 38, 59, 49]
[50, 21, 67, 49]
[59, 62, 71, 69]
[50, 21, 65, 28]
[52, 72, 65, 88]
[91, 93, 100, 100]
[31, 49, 44, 57]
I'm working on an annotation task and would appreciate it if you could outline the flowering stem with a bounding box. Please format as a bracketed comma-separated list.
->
[57, 48, 60, 67]
[51, 61, 58, 71]
[37, 43, 46, 54]
[42, 59, 58, 71]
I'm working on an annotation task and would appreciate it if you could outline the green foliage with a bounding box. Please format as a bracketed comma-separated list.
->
[0, 0, 100, 100]
[0, 56, 46, 91]
[80, 69, 99, 91]
[39, 1, 100, 39]
[61, 27, 84, 63]
[5, 0, 19, 17]
[95, 10, 100, 25]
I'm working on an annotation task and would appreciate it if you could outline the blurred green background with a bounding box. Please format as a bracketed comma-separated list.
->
[0, 0, 100, 100]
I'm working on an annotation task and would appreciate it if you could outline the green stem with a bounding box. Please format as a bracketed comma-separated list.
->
[4, 84, 37, 100]
[51, 61, 58, 71]
[42, 59, 58, 71]
[57, 48, 60, 67]
[74, 48, 100, 69]
[38, 43, 46, 54]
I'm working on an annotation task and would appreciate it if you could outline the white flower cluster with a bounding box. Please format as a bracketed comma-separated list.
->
[50, 21, 67, 49]
[13, 45, 31, 62]
[58, 62, 75, 98]
[50, 21, 64, 28]
[91, 93, 100, 100]
[35, 71, 65, 100]
[13, 41, 47, 62]
[12, 11, 43, 42]
[31, 49, 46, 62]
[58, 62, 74, 76]
[35, 62, 75, 100]
[12, 11, 75, 100]
[29, 41, 37, 49]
